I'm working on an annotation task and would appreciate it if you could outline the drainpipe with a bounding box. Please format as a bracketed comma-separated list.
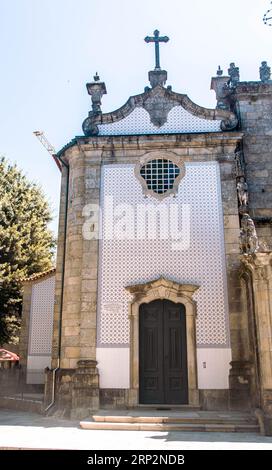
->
[45, 154, 69, 412]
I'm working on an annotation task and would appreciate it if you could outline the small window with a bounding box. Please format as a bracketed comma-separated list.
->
[140, 159, 180, 194]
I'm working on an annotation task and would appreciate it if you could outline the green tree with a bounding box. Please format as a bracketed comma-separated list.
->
[0, 157, 55, 345]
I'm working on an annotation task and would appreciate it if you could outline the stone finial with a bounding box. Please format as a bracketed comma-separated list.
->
[217, 65, 223, 76]
[259, 61, 271, 83]
[228, 62, 240, 88]
[240, 213, 259, 254]
[86, 73, 107, 115]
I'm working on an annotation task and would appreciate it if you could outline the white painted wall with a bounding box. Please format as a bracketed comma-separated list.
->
[96, 348, 130, 388]
[197, 348, 232, 389]
[96, 347, 232, 390]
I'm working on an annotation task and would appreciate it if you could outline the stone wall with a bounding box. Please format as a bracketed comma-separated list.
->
[235, 82, 272, 246]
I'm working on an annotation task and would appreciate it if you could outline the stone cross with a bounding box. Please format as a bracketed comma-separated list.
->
[145, 29, 169, 70]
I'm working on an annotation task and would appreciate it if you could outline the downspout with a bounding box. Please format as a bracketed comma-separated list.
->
[45, 153, 69, 412]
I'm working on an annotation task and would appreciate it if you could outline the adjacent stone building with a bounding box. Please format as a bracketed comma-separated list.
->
[20, 34, 272, 434]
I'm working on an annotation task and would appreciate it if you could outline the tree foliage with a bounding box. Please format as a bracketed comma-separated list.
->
[0, 157, 55, 344]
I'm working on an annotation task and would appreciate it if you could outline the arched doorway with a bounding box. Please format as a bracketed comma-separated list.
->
[139, 299, 188, 404]
[126, 277, 199, 407]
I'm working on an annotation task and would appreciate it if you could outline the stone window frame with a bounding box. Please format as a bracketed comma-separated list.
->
[125, 277, 200, 407]
[134, 151, 186, 200]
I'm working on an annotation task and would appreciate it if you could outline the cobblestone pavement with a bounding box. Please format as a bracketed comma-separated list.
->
[0, 409, 272, 450]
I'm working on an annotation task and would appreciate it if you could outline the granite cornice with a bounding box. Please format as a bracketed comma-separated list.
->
[235, 81, 272, 98]
[58, 132, 243, 161]
[78, 131, 243, 148]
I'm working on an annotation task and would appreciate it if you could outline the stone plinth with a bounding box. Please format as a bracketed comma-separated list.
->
[44, 360, 99, 419]
[229, 360, 252, 410]
[71, 360, 99, 419]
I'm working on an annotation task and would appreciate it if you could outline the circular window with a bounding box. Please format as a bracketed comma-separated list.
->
[140, 159, 180, 194]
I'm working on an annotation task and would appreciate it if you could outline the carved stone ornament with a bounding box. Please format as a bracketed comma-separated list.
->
[237, 176, 248, 208]
[82, 114, 99, 136]
[134, 151, 186, 200]
[228, 62, 240, 88]
[220, 115, 239, 131]
[142, 87, 177, 127]
[86, 76, 107, 114]
[125, 276, 199, 304]
[234, 149, 245, 178]
[240, 252, 272, 281]
[259, 61, 271, 83]
[148, 69, 167, 88]
[239, 213, 259, 254]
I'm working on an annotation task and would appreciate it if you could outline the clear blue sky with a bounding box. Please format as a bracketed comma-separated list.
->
[0, 0, 270, 233]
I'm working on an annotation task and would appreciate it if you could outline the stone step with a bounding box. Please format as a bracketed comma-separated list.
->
[80, 421, 259, 433]
[92, 415, 257, 425]
[136, 405, 201, 410]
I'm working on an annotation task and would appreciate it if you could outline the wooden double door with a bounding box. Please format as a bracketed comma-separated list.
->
[139, 299, 188, 404]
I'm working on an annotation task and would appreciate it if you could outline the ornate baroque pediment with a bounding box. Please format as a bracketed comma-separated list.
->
[82, 84, 238, 136]
[125, 277, 200, 304]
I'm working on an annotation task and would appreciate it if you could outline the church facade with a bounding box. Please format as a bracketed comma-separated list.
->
[20, 34, 272, 434]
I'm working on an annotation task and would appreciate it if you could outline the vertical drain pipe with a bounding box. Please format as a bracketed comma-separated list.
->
[45, 153, 69, 412]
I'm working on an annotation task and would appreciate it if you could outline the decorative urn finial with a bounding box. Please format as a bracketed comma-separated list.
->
[86, 72, 107, 115]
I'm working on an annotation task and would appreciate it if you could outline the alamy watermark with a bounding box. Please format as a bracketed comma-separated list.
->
[82, 196, 191, 251]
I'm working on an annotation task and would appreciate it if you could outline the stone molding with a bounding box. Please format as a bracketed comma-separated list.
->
[240, 252, 272, 281]
[57, 132, 243, 161]
[134, 151, 186, 200]
[235, 81, 272, 97]
[125, 277, 200, 406]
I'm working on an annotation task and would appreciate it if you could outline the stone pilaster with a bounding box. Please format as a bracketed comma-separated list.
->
[51, 165, 69, 368]
[241, 252, 272, 435]
[218, 153, 253, 409]
[59, 148, 84, 370]
[46, 145, 101, 417]
[79, 152, 101, 364]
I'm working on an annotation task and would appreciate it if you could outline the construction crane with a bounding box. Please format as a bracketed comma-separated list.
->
[33, 131, 62, 172]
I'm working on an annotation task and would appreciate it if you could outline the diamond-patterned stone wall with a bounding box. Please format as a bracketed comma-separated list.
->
[98, 106, 221, 135]
[29, 276, 55, 355]
[97, 162, 229, 348]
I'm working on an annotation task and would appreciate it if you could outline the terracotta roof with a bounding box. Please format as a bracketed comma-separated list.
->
[23, 267, 56, 283]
